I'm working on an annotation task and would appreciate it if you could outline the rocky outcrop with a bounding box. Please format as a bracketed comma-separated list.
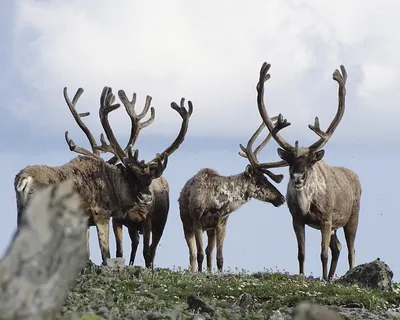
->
[337, 258, 394, 291]
[269, 302, 400, 320]
[0, 181, 88, 319]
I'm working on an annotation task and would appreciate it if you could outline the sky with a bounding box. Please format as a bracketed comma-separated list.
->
[1, 0, 400, 281]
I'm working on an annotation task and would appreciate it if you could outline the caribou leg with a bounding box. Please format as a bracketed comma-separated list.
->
[112, 218, 124, 258]
[95, 218, 110, 265]
[205, 229, 216, 272]
[216, 219, 228, 272]
[344, 203, 360, 270]
[194, 219, 205, 272]
[128, 227, 140, 265]
[293, 218, 306, 276]
[320, 220, 333, 281]
[143, 221, 152, 268]
[183, 224, 196, 272]
[328, 230, 342, 280]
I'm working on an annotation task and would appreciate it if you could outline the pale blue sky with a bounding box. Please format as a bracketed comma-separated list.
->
[1, 1, 400, 281]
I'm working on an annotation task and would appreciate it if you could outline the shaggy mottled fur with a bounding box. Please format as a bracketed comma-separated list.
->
[255, 61, 362, 280]
[14, 155, 152, 264]
[285, 158, 362, 280]
[179, 167, 285, 273]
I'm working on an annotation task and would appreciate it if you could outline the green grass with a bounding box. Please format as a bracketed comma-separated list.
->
[59, 265, 400, 319]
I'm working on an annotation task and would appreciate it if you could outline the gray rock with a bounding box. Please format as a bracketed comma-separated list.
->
[127, 265, 145, 279]
[268, 310, 286, 320]
[337, 258, 393, 291]
[81, 259, 101, 275]
[187, 295, 216, 316]
[105, 257, 126, 267]
[386, 308, 400, 319]
[234, 292, 254, 308]
[292, 302, 343, 320]
[269, 302, 399, 320]
[192, 315, 207, 320]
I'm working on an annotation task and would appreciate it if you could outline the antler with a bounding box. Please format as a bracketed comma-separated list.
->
[63, 87, 102, 160]
[126, 97, 194, 180]
[307, 65, 347, 151]
[95, 87, 193, 181]
[239, 116, 287, 183]
[256, 62, 347, 155]
[94, 86, 140, 167]
[106, 91, 155, 165]
[256, 63, 295, 153]
[150, 98, 193, 160]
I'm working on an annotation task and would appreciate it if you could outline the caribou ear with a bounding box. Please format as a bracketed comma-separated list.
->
[245, 164, 253, 176]
[311, 150, 325, 164]
[116, 163, 126, 173]
[277, 148, 293, 164]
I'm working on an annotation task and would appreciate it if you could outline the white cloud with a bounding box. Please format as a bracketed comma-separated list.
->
[10, 0, 400, 143]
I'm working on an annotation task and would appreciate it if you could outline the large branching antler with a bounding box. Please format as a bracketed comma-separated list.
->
[93, 86, 129, 163]
[256, 62, 347, 155]
[106, 91, 155, 165]
[94, 86, 151, 177]
[95, 87, 193, 182]
[239, 116, 287, 183]
[126, 97, 194, 180]
[307, 65, 347, 151]
[256, 63, 295, 153]
[63, 87, 103, 160]
[150, 98, 193, 161]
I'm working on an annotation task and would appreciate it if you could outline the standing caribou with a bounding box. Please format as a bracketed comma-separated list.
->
[179, 118, 287, 273]
[110, 98, 192, 269]
[111, 177, 170, 268]
[255, 62, 362, 281]
[15, 86, 193, 266]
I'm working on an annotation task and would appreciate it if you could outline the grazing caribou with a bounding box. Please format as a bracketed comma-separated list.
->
[255, 61, 362, 281]
[15, 86, 193, 266]
[179, 118, 287, 273]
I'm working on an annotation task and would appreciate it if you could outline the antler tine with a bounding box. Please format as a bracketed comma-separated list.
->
[308, 65, 347, 151]
[93, 132, 123, 159]
[63, 87, 101, 157]
[238, 122, 265, 161]
[238, 116, 288, 182]
[96, 86, 128, 164]
[256, 62, 294, 152]
[239, 117, 279, 159]
[148, 97, 193, 163]
[64, 131, 100, 159]
[118, 90, 156, 146]
[148, 153, 169, 179]
[262, 169, 285, 183]
[123, 147, 148, 171]
[253, 115, 279, 157]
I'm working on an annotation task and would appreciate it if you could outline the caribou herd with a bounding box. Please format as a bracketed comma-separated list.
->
[14, 61, 360, 281]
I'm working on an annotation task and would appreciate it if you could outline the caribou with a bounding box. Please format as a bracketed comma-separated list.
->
[255, 61, 362, 281]
[179, 118, 287, 273]
[111, 176, 170, 268]
[110, 96, 192, 269]
[15, 86, 193, 266]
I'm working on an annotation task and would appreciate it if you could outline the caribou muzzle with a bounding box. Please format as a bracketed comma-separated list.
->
[291, 173, 305, 191]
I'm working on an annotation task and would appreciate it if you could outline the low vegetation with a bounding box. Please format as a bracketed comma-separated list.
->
[57, 262, 400, 319]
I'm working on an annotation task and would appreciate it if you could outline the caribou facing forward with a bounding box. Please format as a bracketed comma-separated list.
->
[112, 176, 169, 268]
[179, 119, 287, 273]
[110, 97, 192, 269]
[15, 86, 193, 266]
[255, 62, 362, 281]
